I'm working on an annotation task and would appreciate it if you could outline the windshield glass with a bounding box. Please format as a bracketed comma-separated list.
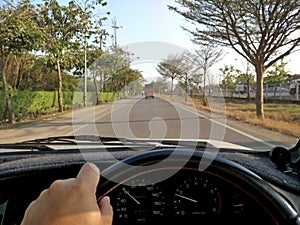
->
[0, 0, 299, 151]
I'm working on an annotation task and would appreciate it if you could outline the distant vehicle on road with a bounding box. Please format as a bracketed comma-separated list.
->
[289, 79, 300, 95]
[144, 83, 155, 98]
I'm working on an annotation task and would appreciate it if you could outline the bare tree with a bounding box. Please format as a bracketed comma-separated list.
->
[178, 52, 199, 102]
[169, 0, 300, 119]
[187, 45, 223, 104]
[156, 54, 183, 98]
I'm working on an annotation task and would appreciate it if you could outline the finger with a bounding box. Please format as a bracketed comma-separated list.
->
[99, 196, 113, 223]
[76, 162, 100, 193]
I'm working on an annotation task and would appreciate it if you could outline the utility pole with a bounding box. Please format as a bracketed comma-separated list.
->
[111, 17, 122, 51]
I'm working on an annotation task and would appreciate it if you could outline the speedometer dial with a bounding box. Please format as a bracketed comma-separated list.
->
[173, 175, 221, 216]
[115, 178, 165, 224]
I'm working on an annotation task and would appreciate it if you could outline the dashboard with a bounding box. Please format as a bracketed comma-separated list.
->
[0, 149, 299, 225]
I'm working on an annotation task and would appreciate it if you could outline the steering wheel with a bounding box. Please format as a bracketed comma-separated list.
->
[97, 150, 299, 225]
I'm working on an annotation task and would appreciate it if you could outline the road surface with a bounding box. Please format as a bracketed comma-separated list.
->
[0, 97, 297, 150]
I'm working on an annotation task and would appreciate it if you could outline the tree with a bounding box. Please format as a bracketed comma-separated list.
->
[265, 60, 289, 85]
[219, 65, 239, 97]
[93, 47, 143, 94]
[152, 77, 168, 95]
[178, 52, 197, 101]
[235, 61, 255, 100]
[74, 0, 109, 48]
[73, 0, 109, 107]
[156, 54, 182, 98]
[0, 0, 44, 123]
[264, 60, 289, 96]
[169, 0, 300, 119]
[37, 0, 86, 112]
[187, 44, 224, 104]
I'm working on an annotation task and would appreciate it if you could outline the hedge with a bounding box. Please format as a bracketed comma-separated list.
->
[0, 91, 116, 121]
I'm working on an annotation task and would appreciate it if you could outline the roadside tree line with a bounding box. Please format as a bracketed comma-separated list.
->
[156, 44, 223, 103]
[0, 0, 143, 123]
[168, 0, 300, 119]
[155, 47, 293, 103]
[219, 60, 295, 99]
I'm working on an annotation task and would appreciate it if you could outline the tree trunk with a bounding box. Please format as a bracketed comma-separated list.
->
[203, 67, 208, 105]
[171, 77, 174, 98]
[247, 77, 251, 101]
[56, 59, 63, 112]
[255, 64, 265, 120]
[203, 67, 207, 99]
[185, 74, 188, 102]
[1, 56, 14, 123]
[13, 55, 21, 89]
[93, 76, 99, 105]
[103, 74, 106, 92]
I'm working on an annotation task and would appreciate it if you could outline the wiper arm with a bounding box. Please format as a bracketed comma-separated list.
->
[0, 136, 240, 152]
[0, 136, 162, 152]
[0, 136, 84, 151]
[19, 136, 77, 145]
[6, 135, 122, 145]
[0, 136, 117, 152]
[0, 143, 55, 151]
[17, 136, 186, 146]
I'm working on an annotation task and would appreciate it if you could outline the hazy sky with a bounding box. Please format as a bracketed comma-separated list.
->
[105, 0, 192, 47]
[103, 0, 195, 81]
[104, 0, 300, 81]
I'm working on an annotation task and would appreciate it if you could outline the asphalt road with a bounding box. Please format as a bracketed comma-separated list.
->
[0, 97, 298, 150]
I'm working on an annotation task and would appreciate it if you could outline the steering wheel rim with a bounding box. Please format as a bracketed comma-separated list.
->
[98, 149, 299, 225]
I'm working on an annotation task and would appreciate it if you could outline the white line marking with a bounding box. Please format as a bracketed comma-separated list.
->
[172, 101, 275, 148]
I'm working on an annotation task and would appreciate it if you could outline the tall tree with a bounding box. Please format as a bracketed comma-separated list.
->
[169, 0, 300, 119]
[74, 0, 109, 107]
[94, 47, 134, 93]
[187, 45, 223, 104]
[156, 54, 182, 98]
[0, 0, 43, 123]
[37, 0, 86, 112]
[178, 53, 198, 101]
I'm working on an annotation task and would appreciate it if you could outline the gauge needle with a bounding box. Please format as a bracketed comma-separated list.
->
[122, 188, 140, 205]
[175, 193, 198, 203]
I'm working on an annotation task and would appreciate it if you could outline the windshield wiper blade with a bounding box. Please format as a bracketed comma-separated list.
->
[1, 136, 251, 152]
[0, 136, 162, 152]
[12, 135, 121, 145]
[0, 143, 55, 151]
[0, 136, 117, 152]
[19, 136, 77, 144]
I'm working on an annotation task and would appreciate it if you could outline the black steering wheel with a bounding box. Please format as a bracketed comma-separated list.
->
[97, 150, 299, 225]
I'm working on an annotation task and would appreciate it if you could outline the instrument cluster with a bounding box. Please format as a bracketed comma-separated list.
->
[102, 167, 277, 225]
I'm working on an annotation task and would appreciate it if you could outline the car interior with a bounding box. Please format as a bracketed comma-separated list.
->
[0, 139, 299, 225]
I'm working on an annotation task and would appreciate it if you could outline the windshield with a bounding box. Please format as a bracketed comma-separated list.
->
[0, 0, 299, 152]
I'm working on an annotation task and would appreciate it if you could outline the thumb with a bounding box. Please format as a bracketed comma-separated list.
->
[76, 162, 100, 193]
